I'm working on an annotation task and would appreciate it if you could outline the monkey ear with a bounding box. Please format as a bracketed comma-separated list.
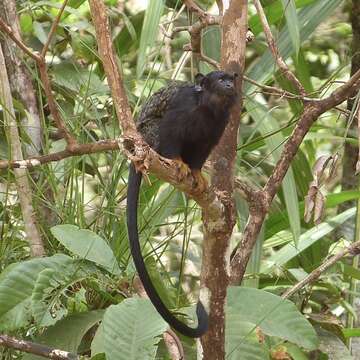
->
[195, 73, 205, 84]
[195, 73, 210, 88]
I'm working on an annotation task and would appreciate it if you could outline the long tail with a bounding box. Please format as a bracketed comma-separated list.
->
[126, 163, 208, 338]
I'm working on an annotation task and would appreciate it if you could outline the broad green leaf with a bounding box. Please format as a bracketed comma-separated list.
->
[103, 299, 167, 360]
[226, 319, 270, 359]
[227, 287, 318, 350]
[247, 98, 300, 244]
[32, 21, 47, 44]
[51, 224, 121, 275]
[51, 62, 108, 95]
[32, 269, 68, 326]
[91, 323, 105, 356]
[31, 261, 98, 326]
[23, 310, 104, 360]
[281, 0, 300, 56]
[0, 299, 32, 331]
[262, 207, 356, 273]
[136, 0, 165, 78]
[317, 327, 354, 359]
[0, 254, 74, 318]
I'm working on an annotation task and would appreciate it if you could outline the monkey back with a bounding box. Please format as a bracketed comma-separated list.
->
[136, 81, 193, 149]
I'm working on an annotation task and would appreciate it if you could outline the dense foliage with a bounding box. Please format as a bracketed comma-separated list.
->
[0, 0, 359, 359]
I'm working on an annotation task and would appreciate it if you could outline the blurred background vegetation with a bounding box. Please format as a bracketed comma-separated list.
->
[0, 0, 360, 359]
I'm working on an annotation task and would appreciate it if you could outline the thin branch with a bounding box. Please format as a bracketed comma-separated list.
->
[234, 176, 259, 202]
[183, 0, 209, 18]
[0, 334, 78, 359]
[230, 69, 360, 284]
[282, 241, 360, 299]
[41, 0, 69, 57]
[38, 63, 76, 147]
[253, 0, 306, 96]
[0, 140, 120, 170]
[88, 0, 135, 134]
[0, 17, 41, 62]
[244, 75, 304, 99]
[163, 330, 185, 360]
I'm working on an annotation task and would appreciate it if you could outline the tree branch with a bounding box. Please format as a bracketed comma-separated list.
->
[282, 241, 360, 299]
[88, 0, 135, 134]
[230, 69, 360, 284]
[253, 0, 306, 96]
[0, 334, 78, 359]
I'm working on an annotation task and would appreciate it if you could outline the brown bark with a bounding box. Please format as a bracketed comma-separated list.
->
[0, 334, 78, 359]
[0, 1, 42, 157]
[0, 45, 44, 257]
[88, 0, 135, 134]
[198, 1, 248, 358]
[339, 1, 360, 210]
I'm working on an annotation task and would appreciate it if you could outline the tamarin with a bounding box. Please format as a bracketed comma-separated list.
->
[127, 71, 238, 338]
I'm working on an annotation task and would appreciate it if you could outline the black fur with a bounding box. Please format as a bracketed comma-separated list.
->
[127, 71, 237, 337]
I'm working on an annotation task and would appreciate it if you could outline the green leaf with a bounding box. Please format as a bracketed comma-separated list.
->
[0, 254, 74, 319]
[227, 287, 318, 350]
[51, 224, 121, 275]
[0, 299, 32, 332]
[246, 0, 342, 93]
[23, 310, 104, 360]
[226, 319, 270, 359]
[31, 261, 98, 326]
[281, 0, 300, 57]
[248, 0, 316, 35]
[317, 327, 354, 359]
[136, 0, 165, 78]
[343, 328, 360, 338]
[20, 13, 33, 34]
[262, 207, 356, 273]
[32, 21, 47, 44]
[103, 299, 167, 360]
[247, 98, 300, 244]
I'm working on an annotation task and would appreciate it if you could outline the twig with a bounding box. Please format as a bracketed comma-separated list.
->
[0, 17, 41, 62]
[41, 0, 69, 57]
[253, 0, 306, 96]
[0, 334, 78, 359]
[234, 176, 260, 202]
[230, 69, 360, 284]
[282, 241, 360, 299]
[88, 0, 135, 134]
[0, 139, 120, 170]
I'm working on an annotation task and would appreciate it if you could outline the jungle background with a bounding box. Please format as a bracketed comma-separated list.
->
[0, 0, 360, 359]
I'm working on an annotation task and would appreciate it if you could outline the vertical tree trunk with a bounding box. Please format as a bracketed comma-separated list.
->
[0, 0, 42, 157]
[199, 1, 248, 358]
[340, 1, 360, 209]
[0, 45, 45, 257]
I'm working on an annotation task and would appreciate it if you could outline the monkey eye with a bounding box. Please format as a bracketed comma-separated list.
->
[218, 78, 224, 82]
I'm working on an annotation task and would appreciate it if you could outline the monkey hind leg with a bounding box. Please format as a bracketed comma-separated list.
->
[191, 169, 208, 193]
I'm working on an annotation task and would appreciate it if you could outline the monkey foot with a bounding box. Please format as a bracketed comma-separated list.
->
[173, 158, 191, 181]
[191, 170, 208, 193]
